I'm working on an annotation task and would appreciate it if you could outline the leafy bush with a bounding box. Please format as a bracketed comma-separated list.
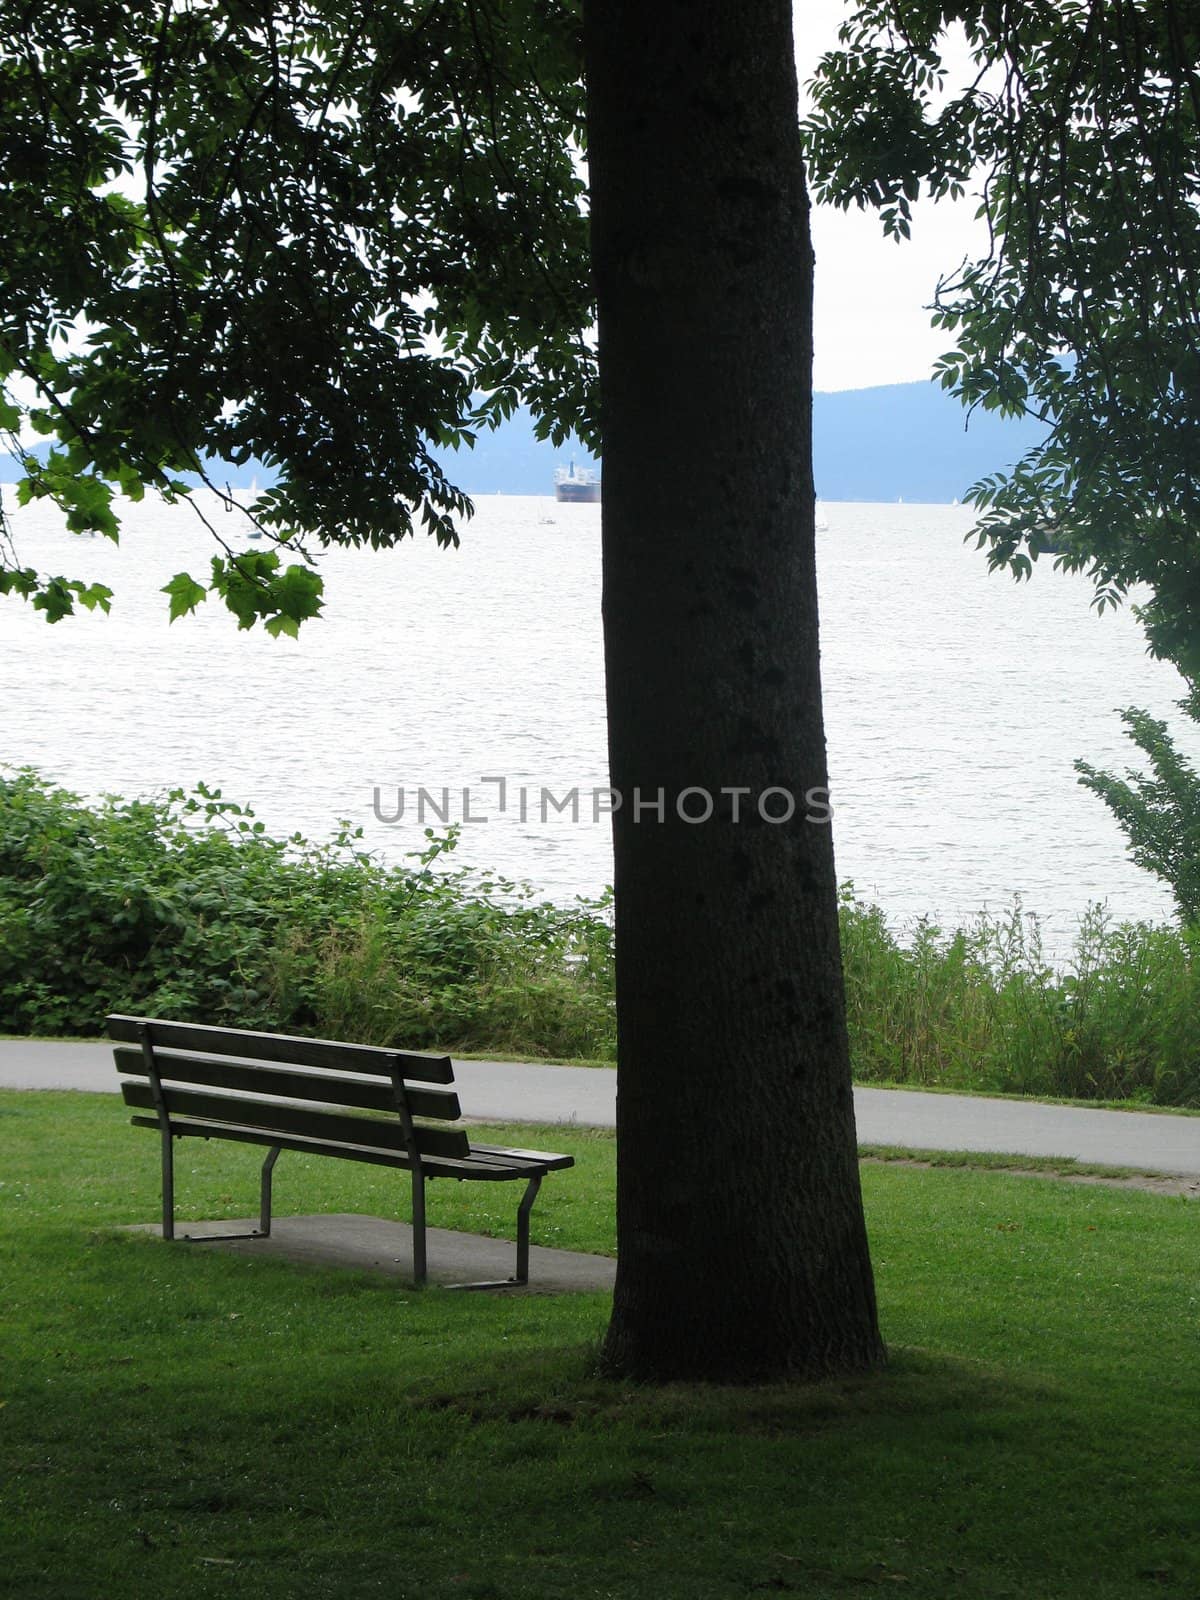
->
[0, 770, 615, 1057]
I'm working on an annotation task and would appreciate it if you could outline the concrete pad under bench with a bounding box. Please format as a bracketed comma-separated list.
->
[126, 1212, 616, 1294]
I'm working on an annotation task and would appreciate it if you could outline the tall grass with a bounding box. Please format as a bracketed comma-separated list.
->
[3, 770, 1198, 1104]
[840, 888, 1200, 1106]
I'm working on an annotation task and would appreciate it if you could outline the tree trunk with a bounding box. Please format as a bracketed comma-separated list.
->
[584, 0, 885, 1382]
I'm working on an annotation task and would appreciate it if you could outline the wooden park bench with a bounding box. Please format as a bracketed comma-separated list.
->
[107, 1014, 574, 1288]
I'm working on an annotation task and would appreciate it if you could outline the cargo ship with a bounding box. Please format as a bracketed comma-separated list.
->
[554, 461, 601, 503]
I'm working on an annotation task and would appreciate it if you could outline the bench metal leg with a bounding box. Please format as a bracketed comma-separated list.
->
[171, 1142, 283, 1244]
[446, 1174, 544, 1291]
[160, 1126, 176, 1241]
[514, 1175, 542, 1284]
[259, 1146, 281, 1237]
[411, 1166, 427, 1286]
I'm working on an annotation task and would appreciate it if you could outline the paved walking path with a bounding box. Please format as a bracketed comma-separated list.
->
[3, 1038, 1199, 1177]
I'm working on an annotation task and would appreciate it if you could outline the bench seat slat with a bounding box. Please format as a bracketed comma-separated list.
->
[121, 1082, 470, 1161]
[112, 1047, 462, 1121]
[128, 1116, 575, 1180]
[437, 1145, 574, 1175]
[467, 1142, 581, 1167]
[426, 1152, 574, 1179]
[107, 1014, 453, 1084]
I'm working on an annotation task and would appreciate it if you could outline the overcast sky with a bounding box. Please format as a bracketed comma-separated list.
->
[799, 1, 987, 392]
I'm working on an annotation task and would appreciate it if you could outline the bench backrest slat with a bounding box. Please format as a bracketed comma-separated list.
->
[120, 1081, 471, 1161]
[111, 1047, 462, 1122]
[106, 1014, 453, 1085]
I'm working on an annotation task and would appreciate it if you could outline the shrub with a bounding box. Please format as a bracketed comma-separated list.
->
[840, 888, 1200, 1106]
[0, 770, 615, 1058]
[1075, 689, 1200, 923]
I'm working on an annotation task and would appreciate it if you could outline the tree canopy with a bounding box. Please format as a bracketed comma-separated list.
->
[806, 0, 1200, 676]
[12, 0, 1200, 665]
[0, 0, 593, 630]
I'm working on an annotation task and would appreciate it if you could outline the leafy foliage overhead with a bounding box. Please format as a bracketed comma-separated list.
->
[806, 1, 1200, 675]
[0, 0, 593, 626]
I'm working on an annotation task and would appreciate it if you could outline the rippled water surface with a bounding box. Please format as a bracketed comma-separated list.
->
[4, 492, 1195, 948]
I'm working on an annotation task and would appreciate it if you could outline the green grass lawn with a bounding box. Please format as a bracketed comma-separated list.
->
[2, 1090, 1198, 1600]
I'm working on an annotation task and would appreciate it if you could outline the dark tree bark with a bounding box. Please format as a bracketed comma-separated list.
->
[584, 1, 886, 1382]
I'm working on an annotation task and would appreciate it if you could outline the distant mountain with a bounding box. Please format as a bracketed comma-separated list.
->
[0, 444, 275, 492]
[433, 381, 1049, 503]
[1, 381, 1049, 504]
[0, 442, 49, 484]
[811, 381, 1049, 503]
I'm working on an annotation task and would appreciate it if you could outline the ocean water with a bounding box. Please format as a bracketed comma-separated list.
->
[3, 490, 1194, 951]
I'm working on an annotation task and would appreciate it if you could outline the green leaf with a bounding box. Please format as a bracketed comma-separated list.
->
[31, 577, 80, 624]
[0, 566, 40, 600]
[162, 572, 208, 622]
[273, 564, 325, 625]
[75, 583, 113, 614]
